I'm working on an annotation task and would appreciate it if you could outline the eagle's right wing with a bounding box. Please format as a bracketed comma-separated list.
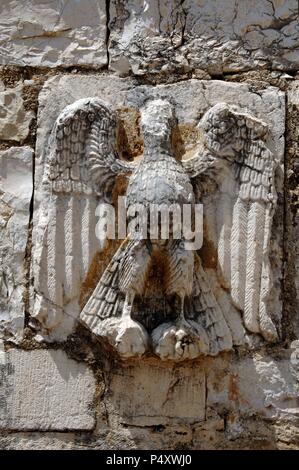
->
[183, 103, 279, 343]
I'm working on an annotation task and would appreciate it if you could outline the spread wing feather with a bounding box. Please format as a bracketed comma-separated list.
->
[81, 240, 131, 332]
[189, 255, 233, 355]
[183, 103, 278, 342]
[34, 98, 134, 339]
[47, 97, 134, 199]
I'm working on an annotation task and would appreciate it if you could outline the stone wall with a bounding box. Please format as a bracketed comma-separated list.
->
[0, 0, 298, 450]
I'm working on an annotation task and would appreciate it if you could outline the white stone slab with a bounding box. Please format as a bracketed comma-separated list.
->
[0, 147, 33, 341]
[0, 0, 107, 68]
[0, 349, 96, 430]
[107, 362, 206, 425]
[0, 82, 34, 142]
[207, 354, 299, 421]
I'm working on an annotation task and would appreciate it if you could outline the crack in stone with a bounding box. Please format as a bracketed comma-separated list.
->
[17, 29, 72, 40]
[106, 0, 111, 68]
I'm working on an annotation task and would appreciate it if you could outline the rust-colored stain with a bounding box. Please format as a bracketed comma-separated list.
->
[112, 174, 128, 206]
[172, 123, 203, 161]
[0, 200, 13, 223]
[116, 107, 143, 161]
[116, 108, 202, 164]
[143, 249, 170, 296]
[228, 374, 239, 403]
[199, 223, 218, 270]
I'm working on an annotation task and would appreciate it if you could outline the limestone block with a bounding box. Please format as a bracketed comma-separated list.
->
[0, 147, 33, 341]
[0, 432, 82, 450]
[32, 75, 285, 349]
[0, 349, 95, 430]
[0, 0, 107, 68]
[234, 356, 299, 419]
[106, 361, 206, 426]
[0, 82, 34, 141]
[108, 0, 299, 75]
[206, 354, 299, 421]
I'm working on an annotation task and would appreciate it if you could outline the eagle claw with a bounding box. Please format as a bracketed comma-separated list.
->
[152, 320, 209, 361]
[115, 317, 149, 358]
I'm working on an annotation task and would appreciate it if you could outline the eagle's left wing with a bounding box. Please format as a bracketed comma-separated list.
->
[183, 103, 279, 343]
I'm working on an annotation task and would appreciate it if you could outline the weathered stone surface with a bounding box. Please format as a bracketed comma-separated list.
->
[206, 352, 299, 422]
[32, 75, 285, 348]
[0, 432, 85, 450]
[0, 349, 95, 430]
[0, 0, 298, 74]
[1, 417, 298, 449]
[0, 0, 107, 68]
[0, 350, 297, 448]
[0, 147, 33, 341]
[234, 356, 299, 419]
[108, 0, 299, 75]
[0, 81, 34, 141]
[106, 361, 206, 426]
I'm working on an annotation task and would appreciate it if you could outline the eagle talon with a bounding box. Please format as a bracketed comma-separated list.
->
[152, 319, 209, 361]
[114, 317, 149, 358]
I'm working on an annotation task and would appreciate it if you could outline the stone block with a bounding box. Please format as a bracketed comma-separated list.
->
[0, 147, 33, 341]
[0, 82, 33, 142]
[0, 0, 107, 68]
[107, 361, 206, 425]
[0, 349, 95, 430]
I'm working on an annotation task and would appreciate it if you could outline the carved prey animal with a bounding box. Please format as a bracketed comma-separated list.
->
[37, 97, 279, 361]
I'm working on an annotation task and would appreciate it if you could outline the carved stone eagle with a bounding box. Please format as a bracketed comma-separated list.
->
[34, 97, 278, 361]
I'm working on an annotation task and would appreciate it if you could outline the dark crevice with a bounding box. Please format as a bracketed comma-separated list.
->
[281, 98, 299, 342]
[281, 93, 288, 342]
[105, 0, 111, 68]
[0, 428, 94, 435]
[0, 64, 297, 93]
[23, 149, 35, 329]
[180, 0, 187, 47]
